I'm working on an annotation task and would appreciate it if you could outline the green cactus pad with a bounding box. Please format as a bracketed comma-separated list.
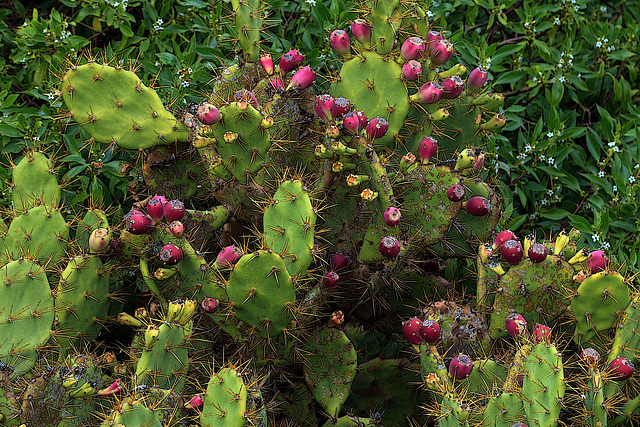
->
[488, 254, 575, 339]
[101, 401, 162, 427]
[439, 394, 471, 427]
[61, 62, 188, 149]
[460, 359, 507, 397]
[226, 250, 295, 338]
[568, 271, 630, 344]
[4, 204, 69, 265]
[0, 259, 54, 376]
[521, 342, 565, 427]
[303, 327, 357, 416]
[482, 392, 525, 427]
[200, 367, 248, 427]
[11, 151, 61, 212]
[584, 369, 607, 427]
[321, 415, 379, 426]
[367, 0, 402, 55]
[330, 51, 409, 148]
[231, 0, 262, 62]
[263, 180, 316, 277]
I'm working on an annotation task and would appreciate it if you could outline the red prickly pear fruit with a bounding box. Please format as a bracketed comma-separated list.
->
[201, 298, 219, 313]
[286, 49, 305, 67]
[315, 94, 334, 122]
[351, 19, 371, 44]
[278, 53, 296, 74]
[610, 356, 635, 381]
[505, 313, 527, 337]
[426, 30, 443, 48]
[125, 210, 154, 235]
[186, 394, 205, 409]
[215, 245, 243, 268]
[269, 77, 284, 92]
[379, 236, 401, 258]
[533, 323, 551, 342]
[330, 29, 351, 56]
[402, 317, 423, 344]
[441, 75, 464, 98]
[410, 81, 443, 104]
[402, 60, 423, 81]
[418, 136, 438, 162]
[587, 250, 608, 273]
[517, 373, 524, 387]
[446, 184, 465, 202]
[400, 36, 426, 60]
[464, 196, 491, 216]
[260, 54, 274, 74]
[580, 347, 601, 366]
[330, 253, 348, 270]
[164, 200, 185, 222]
[449, 354, 473, 379]
[354, 111, 368, 129]
[234, 89, 258, 109]
[420, 319, 441, 343]
[493, 230, 517, 250]
[528, 243, 548, 263]
[430, 40, 454, 65]
[474, 153, 485, 170]
[383, 206, 402, 226]
[288, 66, 316, 90]
[331, 97, 352, 119]
[169, 221, 184, 238]
[366, 116, 389, 140]
[147, 196, 166, 222]
[89, 228, 111, 253]
[500, 239, 523, 264]
[196, 102, 221, 125]
[322, 271, 340, 287]
[160, 243, 183, 266]
[467, 66, 488, 94]
[342, 112, 363, 133]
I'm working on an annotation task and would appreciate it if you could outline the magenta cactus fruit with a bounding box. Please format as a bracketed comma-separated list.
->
[315, 94, 334, 122]
[342, 111, 367, 133]
[331, 97, 352, 119]
[383, 206, 402, 226]
[402, 317, 423, 344]
[505, 313, 527, 337]
[169, 220, 184, 238]
[196, 102, 221, 125]
[330, 29, 351, 56]
[147, 196, 166, 222]
[467, 66, 488, 94]
[201, 298, 219, 314]
[163, 199, 185, 222]
[587, 250, 608, 273]
[379, 236, 401, 258]
[286, 49, 305, 67]
[441, 75, 464, 98]
[449, 354, 473, 379]
[420, 319, 441, 343]
[580, 347, 601, 366]
[234, 89, 258, 109]
[351, 19, 371, 44]
[501, 239, 523, 265]
[430, 39, 454, 65]
[278, 53, 296, 74]
[366, 116, 389, 140]
[464, 196, 491, 216]
[269, 77, 284, 92]
[446, 184, 465, 203]
[400, 36, 426, 60]
[125, 210, 154, 235]
[402, 60, 423, 81]
[418, 136, 438, 162]
[493, 230, 517, 250]
[159, 243, 183, 266]
[260, 53, 274, 74]
[186, 394, 205, 409]
[322, 271, 340, 287]
[533, 323, 551, 342]
[410, 81, 443, 104]
[215, 245, 243, 268]
[288, 66, 316, 90]
[331, 253, 348, 270]
[610, 357, 635, 381]
[425, 30, 443, 48]
[528, 243, 548, 263]
[89, 228, 111, 253]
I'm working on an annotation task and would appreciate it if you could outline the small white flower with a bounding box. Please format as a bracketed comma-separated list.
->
[541, 199, 549, 206]
[613, 146, 619, 152]
[559, 76, 565, 83]
[155, 61, 160, 66]
[114, 1, 119, 6]
[547, 189, 554, 196]
[577, 73, 582, 78]
[554, 17, 560, 25]
[608, 141, 615, 147]
[600, 5, 607, 12]
[426, 11, 433, 17]
[529, 214, 536, 220]
[603, 38, 609, 43]
[33, 136, 40, 141]
[574, 5, 579, 11]
[47, 93, 55, 100]
[524, 21, 530, 28]
[630, 176, 637, 184]
[592, 233, 601, 242]
[596, 41, 602, 48]
[539, 155, 546, 161]
[532, 77, 538, 83]
[598, 170, 605, 178]
[613, 185, 618, 192]
[157, 18, 164, 25]
[548, 157, 555, 165]
[306, 0, 316, 5]
[525, 144, 532, 153]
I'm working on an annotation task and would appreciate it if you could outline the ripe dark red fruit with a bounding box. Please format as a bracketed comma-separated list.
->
[402, 317, 423, 344]
[449, 354, 473, 379]
[528, 243, 548, 263]
[500, 239, 523, 265]
[533, 324, 551, 342]
[493, 230, 517, 249]
[610, 357, 635, 381]
[420, 319, 441, 343]
[505, 313, 527, 337]
[322, 271, 340, 287]
[446, 184, 465, 202]
[464, 196, 491, 216]
[587, 250, 608, 273]
[159, 243, 183, 266]
[379, 236, 401, 258]
[580, 347, 601, 366]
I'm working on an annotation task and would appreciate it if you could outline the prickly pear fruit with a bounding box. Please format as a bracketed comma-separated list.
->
[186, 394, 205, 409]
[449, 354, 473, 379]
[160, 243, 183, 266]
[420, 319, 441, 343]
[201, 298, 219, 313]
[505, 313, 527, 337]
[383, 206, 402, 226]
[288, 66, 316, 90]
[169, 221, 184, 238]
[343, 112, 363, 133]
[164, 200, 185, 222]
[215, 245, 243, 268]
[500, 239, 523, 265]
[587, 250, 608, 273]
[430, 40, 453, 65]
[234, 89, 258, 109]
[467, 67, 488, 94]
[330, 30, 351, 56]
[125, 210, 154, 235]
[323, 271, 340, 287]
[533, 324, 551, 342]
[315, 94, 334, 122]
[278, 53, 296, 74]
[402, 60, 422, 81]
[580, 347, 600, 366]
[402, 317, 423, 344]
[528, 243, 548, 263]
[269, 77, 284, 92]
[410, 82, 443, 104]
[464, 196, 491, 216]
[379, 236, 400, 258]
[351, 19, 371, 44]
[493, 230, 517, 249]
[147, 196, 166, 222]
[197, 102, 221, 125]
[331, 97, 351, 119]
[441, 75, 464, 98]
[446, 184, 465, 202]
[286, 49, 305, 67]
[401, 37, 426, 60]
[366, 116, 388, 140]
[331, 253, 348, 270]
[610, 356, 635, 381]
[260, 54, 274, 74]
[418, 136, 438, 162]
[89, 228, 111, 253]
[426, 30, 442, 48]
